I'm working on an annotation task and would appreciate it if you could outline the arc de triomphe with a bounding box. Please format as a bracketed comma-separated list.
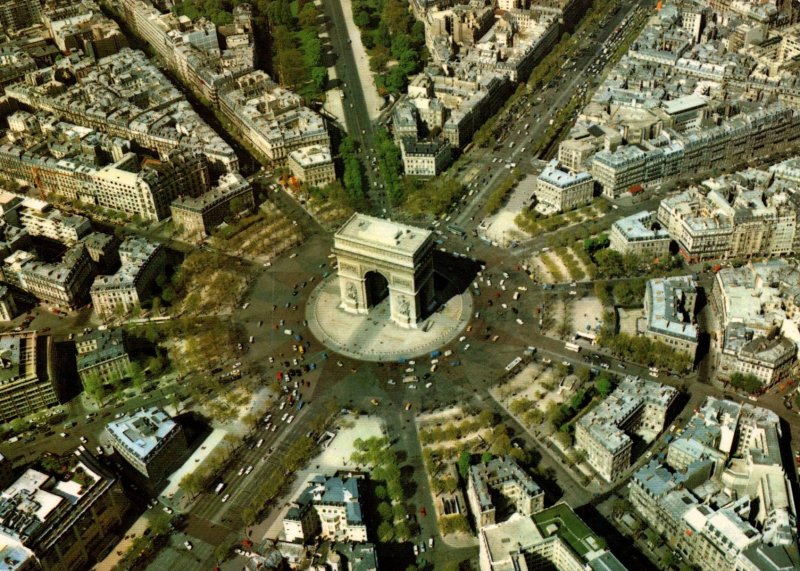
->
[333, 214, 435, 328]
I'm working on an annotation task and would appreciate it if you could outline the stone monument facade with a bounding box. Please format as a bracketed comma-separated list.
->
[333, 213, 435, 328]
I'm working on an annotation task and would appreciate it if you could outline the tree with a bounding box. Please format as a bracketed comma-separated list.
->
[374, 484, 387, 500]
[377, 501, 393, 521]
[480, 452, 493, 464]
[730, 372, 761, 394]
[179, 472, 202, 497]
[127, 361, 145, 388]
[377, 521, 395, 542]
[83, 373, 105, 405]
[148, 511, 171, 536]
[490, 428, 512, 457]
[595, 375, 613, 398]
[457, 450, 471, 479]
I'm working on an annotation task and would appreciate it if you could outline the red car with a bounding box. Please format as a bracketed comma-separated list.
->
[419, 507, 426, 516]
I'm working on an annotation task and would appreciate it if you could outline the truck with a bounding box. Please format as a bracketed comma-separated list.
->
[403, 375, 419, 384]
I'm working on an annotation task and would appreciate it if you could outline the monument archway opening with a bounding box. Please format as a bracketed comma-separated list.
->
[364, 271, 389, 308]
[333, 213, 435, 328]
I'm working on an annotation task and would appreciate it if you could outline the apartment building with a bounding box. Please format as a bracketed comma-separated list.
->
[0, 451, 129, 571]
[656, 183, 799, 263]
[219, 71, 330, 163]
[591, 105, 800, 198]
[75, 329, 131, 386]
[106, 407, 187, 484]
[399, 137, 452, 177]
[467, 456, 544, 528]
[0, 192, 92, 246]
[90, 236, 165, 317]
[479, 503, 628, 571]
[283, 475, 367, 544]
[0, 48, 37, 96]
[628, 396, 799, 571]
[643, 275, 699, 357]
[79, 232, 120, 272]
[41, 0, 128, 59]
[575, 377, 677, 482]
[0, 332, 64, 423]
[288, 146, 336, 188]
[609, 211, 671, 258]
[4, 244, 96, 310]
[170, 172, 254, 238]
[711, 260, 800, 388]
[5, 49, 238, 174]
[534, 159, 594, 213]
[0, 285, 18, 322]
[0, 0, 41, 33]
[118, 0, 253, 105]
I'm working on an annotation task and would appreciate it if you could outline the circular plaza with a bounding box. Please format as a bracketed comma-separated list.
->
[306, 273, 472, 362]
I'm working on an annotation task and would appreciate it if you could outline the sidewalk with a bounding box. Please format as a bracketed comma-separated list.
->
[336, 0, 383, 120]
[92, 513, 152, 571]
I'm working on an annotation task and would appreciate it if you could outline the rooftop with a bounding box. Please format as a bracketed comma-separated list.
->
[335, 213, 432, 256]
[106, 407, 178, 461]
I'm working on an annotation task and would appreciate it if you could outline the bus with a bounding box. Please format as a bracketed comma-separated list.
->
[505, 357, 523, 372]
[565, 342, 581, 353]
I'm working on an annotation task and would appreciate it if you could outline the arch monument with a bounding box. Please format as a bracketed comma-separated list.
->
[333, 213, 435, 328]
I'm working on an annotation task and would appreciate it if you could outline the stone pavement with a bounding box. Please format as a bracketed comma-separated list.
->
[306, 275, 472, 361]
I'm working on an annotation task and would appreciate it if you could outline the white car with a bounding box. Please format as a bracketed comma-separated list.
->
[245, 465, 253, 475]
[238, 467, 245, 476]
[221, 494, 230, 503]
[184, 541, 192, 550]
[79, 436, 88, 444]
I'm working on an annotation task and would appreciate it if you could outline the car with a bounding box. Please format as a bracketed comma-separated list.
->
[79, 436, 88, 444]
[245, 465, 253, 475]
[163, 506, 173, 514]
[184, 541, 193, 550]
[60, 432, 67, 438]
[96, 446, 103, 455]
[429, 537, 434, 548]
[221, 494, 230, 503]
[238, 467, 245, 476]
[420, 506, 427, 516]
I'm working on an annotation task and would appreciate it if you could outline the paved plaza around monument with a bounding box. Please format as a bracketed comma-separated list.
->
[306, 274, 472, 361]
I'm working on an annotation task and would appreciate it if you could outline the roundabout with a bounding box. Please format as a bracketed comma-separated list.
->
[306, 272, 473, 362]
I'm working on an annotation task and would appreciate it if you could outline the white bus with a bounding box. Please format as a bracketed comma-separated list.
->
[564, 342, 581, 353]
[505, 357, 522, 372]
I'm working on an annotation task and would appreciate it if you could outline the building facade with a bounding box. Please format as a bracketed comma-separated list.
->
[288, 146, 336, 187]
[75, 329, 131, 386]
[90, 237, 165, 317]
[535, 160, 594, 213]
[105, 407, 187, 484]
[609, 211, 672, 258]
[575, 377, 677, 482]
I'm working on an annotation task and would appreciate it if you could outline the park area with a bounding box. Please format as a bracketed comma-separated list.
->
[209, 202, 304, 264]
[415, 405, 522, 537]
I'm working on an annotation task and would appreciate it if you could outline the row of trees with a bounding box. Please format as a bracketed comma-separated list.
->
[598, 331, 694, 372]
[418, 410, 494, 445]
[351, 437, 414, 542]
[351, 0, 426, 94]
[403, 176, 464, 216]
[373, 128, 404, 205]
[340, 136, 367, 207]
